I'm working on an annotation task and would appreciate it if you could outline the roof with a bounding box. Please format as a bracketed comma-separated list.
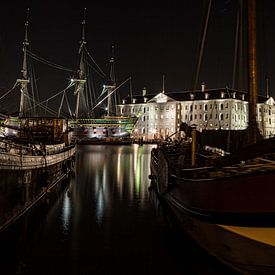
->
[119, 87, 268, 105]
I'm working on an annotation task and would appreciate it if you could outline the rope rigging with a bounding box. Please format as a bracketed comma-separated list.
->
[91, 77, 131, 112]
[27, 50, 74, 73]
[24, 82, 76, 117]
[84, 46, 106, 78]
[192, 0, 212, 92]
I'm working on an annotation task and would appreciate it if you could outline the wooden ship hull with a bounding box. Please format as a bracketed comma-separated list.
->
[150, 144, 275, 274]
[0, 143, 75, 233]
[70, 116, 138, 143]
[0, 117, 76, 233]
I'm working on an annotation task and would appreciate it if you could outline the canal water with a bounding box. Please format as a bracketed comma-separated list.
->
[0, 144, 237, 274]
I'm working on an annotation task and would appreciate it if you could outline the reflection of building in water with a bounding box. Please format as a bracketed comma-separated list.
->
[73, 145, 154, 227]
[95, 183, 104, 226]
[116, 87, 275, 140]
[62, 191, 72, 233]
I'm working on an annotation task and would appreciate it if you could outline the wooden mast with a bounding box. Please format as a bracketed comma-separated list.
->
[17, 8, 30, 118]
[73, 8, 87, 119]
[104, 45, 116, 116]
[247, 0, 258, 144]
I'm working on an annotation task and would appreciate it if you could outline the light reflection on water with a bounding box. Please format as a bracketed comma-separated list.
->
[61, 191, 71, 234]
[0, 144, 235, 275]
[70, 145, 154, 226]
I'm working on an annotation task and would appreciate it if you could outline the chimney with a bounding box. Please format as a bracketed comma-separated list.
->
[142, 87, 147, 96]
[201, 82, 206, 92]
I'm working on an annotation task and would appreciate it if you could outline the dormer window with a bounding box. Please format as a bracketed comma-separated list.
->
[144, 97, 148, 103]
[232, 92, 236, 98]
[190, 93, 195, 100]
[205, 93, 209, 99]
[221, 91, 225, 98]
[241, 94, 245, 100]
[122, 99, 126, 104]
[132, 98, 136, 104]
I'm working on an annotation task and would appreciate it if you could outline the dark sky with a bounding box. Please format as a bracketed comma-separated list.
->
[1, 0, 275, 112]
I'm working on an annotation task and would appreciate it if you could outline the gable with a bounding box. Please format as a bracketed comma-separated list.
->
[148, 92, 176, 103]
[265, 96, 275, 105]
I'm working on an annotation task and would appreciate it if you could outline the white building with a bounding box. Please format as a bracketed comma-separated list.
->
[257, 97, 275, 138]
[116, 87, 274, 140]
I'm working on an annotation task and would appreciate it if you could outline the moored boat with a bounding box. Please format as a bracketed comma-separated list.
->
[69, 10, 138, 142]
[149, 0, 275, 273]
[0, 116, 75, 233]
[0, 11, 76, 233]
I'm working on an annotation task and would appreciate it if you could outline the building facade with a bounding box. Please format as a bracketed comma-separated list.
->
[116, 87, 274, 141]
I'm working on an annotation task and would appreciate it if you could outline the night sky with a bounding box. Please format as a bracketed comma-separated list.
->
[1, 0, 275, 113]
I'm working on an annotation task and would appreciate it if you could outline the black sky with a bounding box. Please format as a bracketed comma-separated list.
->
[1, 0, 275, 112]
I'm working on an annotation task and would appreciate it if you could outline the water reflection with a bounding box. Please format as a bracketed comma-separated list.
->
[71, 145, 154, 227]
[0, 144, 235, 274]
[61, 190, 71, 234]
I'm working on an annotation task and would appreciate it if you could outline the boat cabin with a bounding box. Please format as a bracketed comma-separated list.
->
[17, 117, 68, 143]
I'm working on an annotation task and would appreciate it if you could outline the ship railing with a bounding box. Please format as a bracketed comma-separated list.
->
[0, 146, 75, 170]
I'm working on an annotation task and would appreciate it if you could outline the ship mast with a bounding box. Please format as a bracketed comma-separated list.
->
[247, 0, 258, 144]
[17, 8, 31, 118]
[104, 45, 116, 116]
[73, 8, 87, 119]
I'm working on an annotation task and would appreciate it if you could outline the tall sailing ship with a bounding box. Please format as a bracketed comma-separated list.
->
[69, 10, 138, 143]
[0, 10, 76, 233]
[149, 1, 275, 274]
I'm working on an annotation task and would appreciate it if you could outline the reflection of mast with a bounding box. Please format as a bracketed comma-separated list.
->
[103, 46, 116, 116]
[17, 9, 31, 118]
[73, 8, 87, 119]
